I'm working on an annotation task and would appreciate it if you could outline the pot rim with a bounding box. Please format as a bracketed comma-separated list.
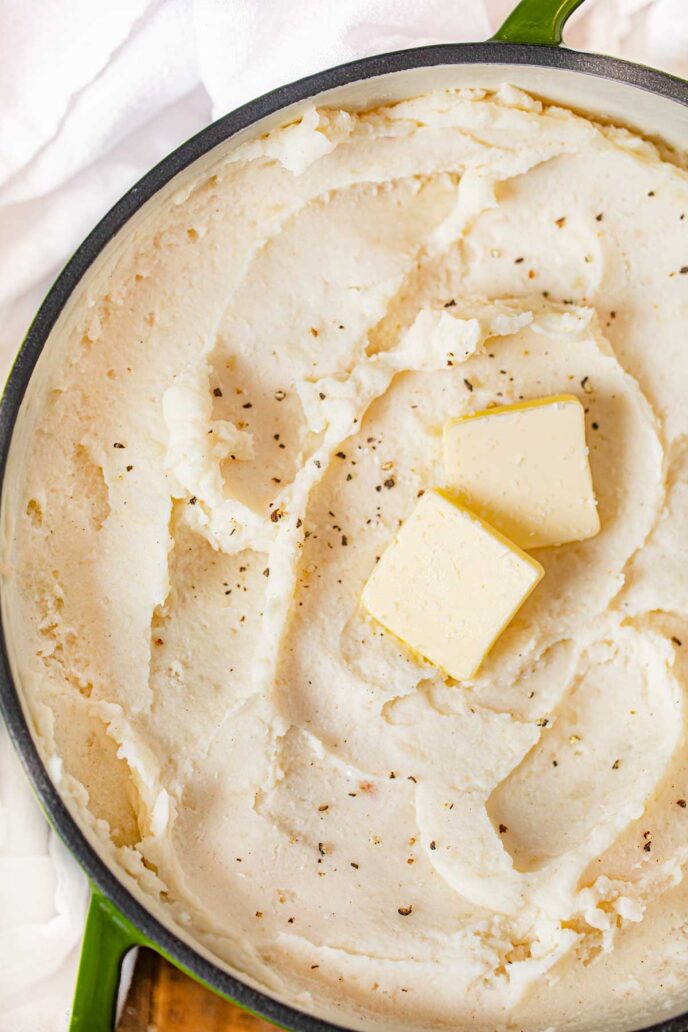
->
[2, 39, 688, 1032]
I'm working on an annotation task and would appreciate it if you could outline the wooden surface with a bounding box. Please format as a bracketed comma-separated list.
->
[117, 949, 275, 1032]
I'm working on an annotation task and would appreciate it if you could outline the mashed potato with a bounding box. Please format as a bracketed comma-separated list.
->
[5, 85, 688, 1031]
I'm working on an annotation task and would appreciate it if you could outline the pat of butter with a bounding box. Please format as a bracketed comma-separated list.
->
[443, 395, 600, 550]
[362, 490, 544, 681]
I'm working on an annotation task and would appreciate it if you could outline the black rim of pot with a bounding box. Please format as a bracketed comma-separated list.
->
[2, 40, 688, 1032]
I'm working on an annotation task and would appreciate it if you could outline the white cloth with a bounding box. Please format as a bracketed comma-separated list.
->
[1, 2, 686, 1029]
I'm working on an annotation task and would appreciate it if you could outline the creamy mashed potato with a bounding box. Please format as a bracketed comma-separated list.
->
[5, 85, 688, 1031]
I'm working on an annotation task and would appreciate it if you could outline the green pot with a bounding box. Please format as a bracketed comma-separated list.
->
[3, 1, 688, 1029]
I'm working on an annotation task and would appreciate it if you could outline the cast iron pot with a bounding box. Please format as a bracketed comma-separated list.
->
[3, 0, 688, 1029]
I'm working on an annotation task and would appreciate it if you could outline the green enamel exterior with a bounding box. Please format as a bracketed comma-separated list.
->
[70, 887, 289, 1032]
[67, 1, 590, 1029]
[69, 891, 147, 1032]
[492, 0, 587, 46]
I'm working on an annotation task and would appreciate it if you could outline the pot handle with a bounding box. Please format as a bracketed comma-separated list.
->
[69, 887, 147, 1032]
[492, 0, 587, 46]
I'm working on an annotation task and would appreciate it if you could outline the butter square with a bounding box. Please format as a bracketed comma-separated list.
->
[443, 395, 599, 550]
[361, 490, 544, 681]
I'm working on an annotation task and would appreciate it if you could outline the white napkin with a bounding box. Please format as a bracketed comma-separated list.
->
[1, 2, 687, 1029]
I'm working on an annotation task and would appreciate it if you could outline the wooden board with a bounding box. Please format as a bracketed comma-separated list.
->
[118, 949, 275, 1031]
